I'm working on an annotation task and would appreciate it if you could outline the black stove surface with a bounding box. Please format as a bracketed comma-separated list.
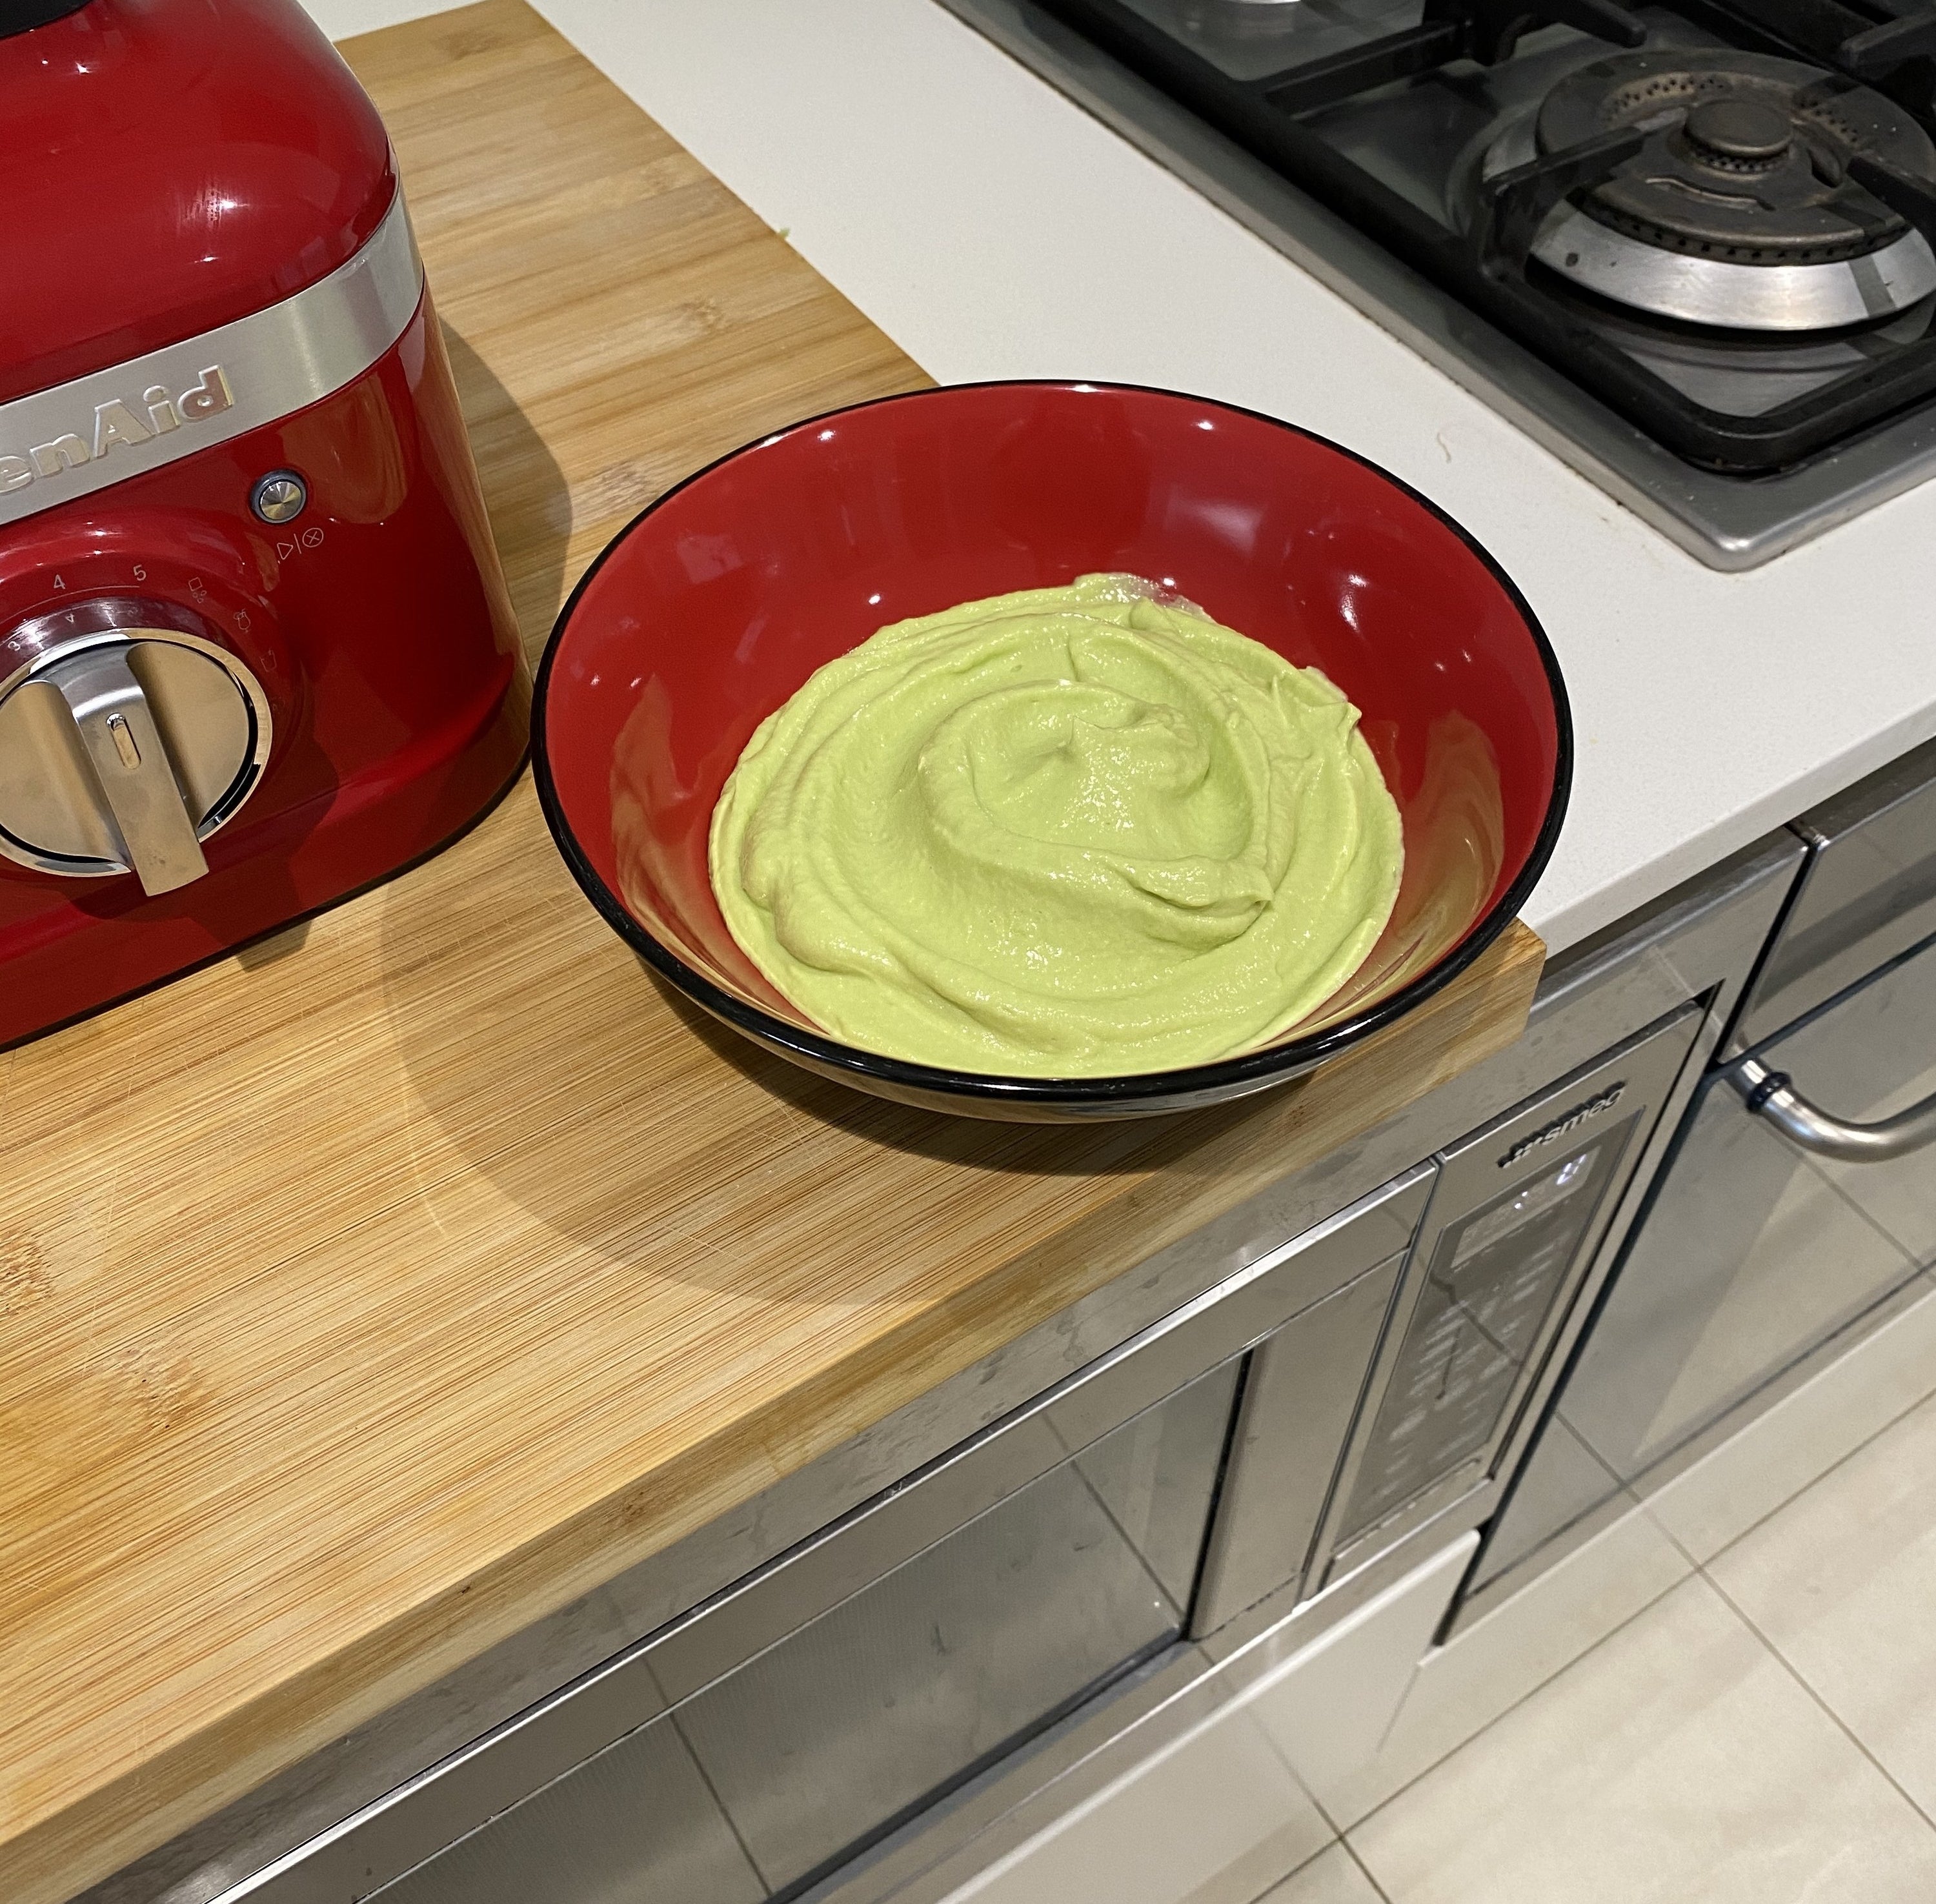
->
[1034, 0, 1936, 474]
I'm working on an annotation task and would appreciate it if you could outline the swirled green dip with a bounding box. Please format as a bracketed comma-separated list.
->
[709, 574, 1403, 1077]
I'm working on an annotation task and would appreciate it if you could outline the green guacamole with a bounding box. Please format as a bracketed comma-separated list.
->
[709, 574, 1403, 1077]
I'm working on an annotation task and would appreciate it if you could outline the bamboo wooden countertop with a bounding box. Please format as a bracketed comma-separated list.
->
[0, 7, 1545, 1901]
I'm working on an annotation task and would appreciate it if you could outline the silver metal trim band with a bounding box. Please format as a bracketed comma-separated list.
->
[1533, 205, 1936, 333]
[0, 188, 423, 529]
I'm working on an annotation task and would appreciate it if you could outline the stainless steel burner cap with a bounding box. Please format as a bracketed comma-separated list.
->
[1682, 97, 1793, 167]
[1517, 50, 1936, 331]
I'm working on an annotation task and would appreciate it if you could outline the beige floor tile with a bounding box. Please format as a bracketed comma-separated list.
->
[1349, 1574, 1936, 1904]
[1251, 1841, 1384, 1904]
[1247, 1536, 1477, 1818]
[1709, 1387, 1936, 1819]
[1644, 1278, 1936, 1565]
[1317, 1494, 1692, 1829]
[941, 1701, 1332, 1904]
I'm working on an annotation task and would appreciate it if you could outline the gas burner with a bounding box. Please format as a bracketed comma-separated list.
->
[1489, 52, 1936, 329]
[976, 0, 1936, 556]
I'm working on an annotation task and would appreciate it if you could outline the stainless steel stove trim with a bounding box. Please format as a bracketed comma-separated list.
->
[0, 188, 423, 530]
[936, 0, 1936, 569]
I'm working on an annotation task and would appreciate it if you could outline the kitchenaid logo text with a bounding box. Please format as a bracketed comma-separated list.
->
[1497, 1082, 1626, 1169]
[0, 366, 234, 496]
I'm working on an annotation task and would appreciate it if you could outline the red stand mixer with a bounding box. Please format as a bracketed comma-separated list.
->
[0, 0, 530, 1046]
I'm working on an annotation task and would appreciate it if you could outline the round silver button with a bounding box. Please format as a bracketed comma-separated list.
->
[250, 471, 308, 525]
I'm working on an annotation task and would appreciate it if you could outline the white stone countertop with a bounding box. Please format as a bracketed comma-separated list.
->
[311, 0, 1936, 953]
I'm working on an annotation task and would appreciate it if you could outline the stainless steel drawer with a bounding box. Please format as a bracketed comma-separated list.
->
[1734, 731, 1936, 1053]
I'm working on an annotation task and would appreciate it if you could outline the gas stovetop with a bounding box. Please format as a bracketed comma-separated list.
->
[940, 0, 1936, 565]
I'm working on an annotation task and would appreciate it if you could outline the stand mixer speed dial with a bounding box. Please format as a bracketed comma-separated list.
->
[0, 598, 272, 896]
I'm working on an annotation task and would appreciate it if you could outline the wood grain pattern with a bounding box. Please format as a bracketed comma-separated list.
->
[0, 8, 1544, 1901]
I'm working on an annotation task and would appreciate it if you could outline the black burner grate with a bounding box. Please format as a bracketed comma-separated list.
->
[1034, 0, 1936, 472]
[1720, 0, 1936, 104]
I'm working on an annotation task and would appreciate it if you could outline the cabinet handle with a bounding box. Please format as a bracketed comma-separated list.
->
[1728, 1056, 1936, 1164]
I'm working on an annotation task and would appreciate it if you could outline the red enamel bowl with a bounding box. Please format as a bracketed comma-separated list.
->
[534, 382, 1569, 1120]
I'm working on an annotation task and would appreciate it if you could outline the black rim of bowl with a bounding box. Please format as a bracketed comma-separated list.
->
[531, 379, 1573, 1109]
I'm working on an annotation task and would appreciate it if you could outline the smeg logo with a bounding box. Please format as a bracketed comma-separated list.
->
[1497, 1082, 1627, 1169]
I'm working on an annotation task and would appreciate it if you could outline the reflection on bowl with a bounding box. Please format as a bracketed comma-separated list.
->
[535, 381, 1569, 1121]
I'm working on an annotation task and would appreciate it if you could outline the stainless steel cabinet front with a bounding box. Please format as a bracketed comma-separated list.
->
[1190, 1251, 1407, 1633]
[1731, 733, 1936, 1051]
[1549, 933, 1936, 1494]
[673, 1366, 1237, 1895]
[369, 1714, 763, 1904]
[362, 1364, 1238, 1903]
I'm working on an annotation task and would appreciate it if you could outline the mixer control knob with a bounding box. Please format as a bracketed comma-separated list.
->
[0, 599, 273, 896]
[48, 644, 210, 894]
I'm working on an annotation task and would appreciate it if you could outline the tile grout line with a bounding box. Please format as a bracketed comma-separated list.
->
[1644, 1299, 1936, 1582]
[1281, 1341, 1936, 1889]
[1232, 1834, 1344, 1904]
[1305, 1338, 1936, 1892]
[1338, 1833, 1397, 1903]
[1648, 1372, 1936, 1835]
[1315, 1563, 1699, 1840]
[1698, 1563, 1936, 1838]
[1236, 1832, 1397, 1904]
